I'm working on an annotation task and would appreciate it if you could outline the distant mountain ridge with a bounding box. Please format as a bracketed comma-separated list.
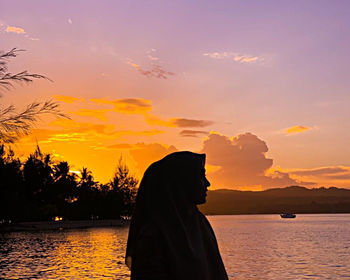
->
[199, 186, 350, 215]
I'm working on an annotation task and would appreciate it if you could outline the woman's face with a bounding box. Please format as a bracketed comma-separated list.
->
[190, 165, 211, 205]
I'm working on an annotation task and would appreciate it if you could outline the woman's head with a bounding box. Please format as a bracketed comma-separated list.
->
[139, 151, 210, 207]
[160, 151, 210, 205]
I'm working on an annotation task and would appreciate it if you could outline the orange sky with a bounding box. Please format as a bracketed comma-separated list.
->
[2, 1, 350, 190]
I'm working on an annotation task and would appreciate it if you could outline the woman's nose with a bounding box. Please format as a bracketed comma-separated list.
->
[205, 178, 210, 187]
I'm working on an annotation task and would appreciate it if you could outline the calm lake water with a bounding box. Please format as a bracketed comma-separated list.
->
[1, 214, 350, 279]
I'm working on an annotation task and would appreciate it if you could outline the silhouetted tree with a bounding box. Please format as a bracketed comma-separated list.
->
[73, 167, 99, 219]
[0, 48, 67, 143]
[0, 146, 139, 222]
[109, 158, 138, 217]
[22, 145, 54, 219]
[0, 145, 23, 220]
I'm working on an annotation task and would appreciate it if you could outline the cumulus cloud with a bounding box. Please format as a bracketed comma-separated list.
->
[180, 130, 209, 137]
[129, 143, 178, 173]
[203, 52, 262, 63]
[285, 125, 311, 134]
[6, 25, 25, 34]
[201, 132, 314, 189]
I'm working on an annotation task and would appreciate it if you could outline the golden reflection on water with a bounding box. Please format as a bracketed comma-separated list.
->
[51, 228, 130, 279]
[0, 227, 130, 280]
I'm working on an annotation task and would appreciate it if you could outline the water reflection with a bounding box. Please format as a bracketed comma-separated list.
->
[1, 215, 350, 279]
[0, 227, 130, 280]
[208, 214, 350, 279]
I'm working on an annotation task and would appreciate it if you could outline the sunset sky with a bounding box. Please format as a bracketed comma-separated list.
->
[2, 0, 350, 190]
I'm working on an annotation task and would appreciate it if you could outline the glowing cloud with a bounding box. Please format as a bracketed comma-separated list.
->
[203, 52, 261, 63]
[129, 143, 178, 173]
[91, 98, 152, 114]
[21, 119, 164, 144]
[146, 116, 214, 128]
[285, 125, 311, 134]
[180, 130, 209, 137]
[6, 25, 25, 34]
[201, 132, 314, 189]
[171, 118, 213, 128]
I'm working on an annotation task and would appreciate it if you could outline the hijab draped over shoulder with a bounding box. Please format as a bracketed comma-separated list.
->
[125, 151, 228, 280]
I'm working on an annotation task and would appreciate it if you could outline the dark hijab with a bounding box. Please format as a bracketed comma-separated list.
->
[125, 151, 228, 280]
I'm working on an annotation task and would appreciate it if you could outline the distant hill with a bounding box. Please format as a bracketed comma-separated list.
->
[199, 186, 350, 215]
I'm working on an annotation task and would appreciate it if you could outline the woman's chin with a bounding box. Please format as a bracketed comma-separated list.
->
[195, 196, 207, 205]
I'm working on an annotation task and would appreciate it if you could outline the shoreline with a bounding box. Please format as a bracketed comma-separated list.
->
[0, 219, 130, 233]
[2, 213, 350, 233]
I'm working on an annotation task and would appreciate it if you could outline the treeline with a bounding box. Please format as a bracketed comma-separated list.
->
[200, 186, 350, 215]
[0, 145, 138, 222]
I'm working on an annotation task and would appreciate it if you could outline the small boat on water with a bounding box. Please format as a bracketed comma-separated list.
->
[280, 213, 296, 218]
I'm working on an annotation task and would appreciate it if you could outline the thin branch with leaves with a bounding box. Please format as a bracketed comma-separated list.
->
[0, 48, 51, 92]
[0, 48, 69, 144]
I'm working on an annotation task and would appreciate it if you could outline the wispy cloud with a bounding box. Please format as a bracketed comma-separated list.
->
[128, 61, 175, 79]
[180, 130, 209, 137]
[53, 94, 85, 104]
[91, 98, 152, 114]
[2, 22, 39, 41]
[68, 19, 73, 24]
[285, 125, 311, 134]
[289, 166, 350, 177]
[21, 119, 164, 144]
[171, 118, 213, 128]
[126, 49, 175, 79]
[203, 52, 262, 63]
[275, 165, 350, 187]
[54, 94, 213, 129]
[146, 115, 214, 128]
[74, 109, 109, 121]
[146, 48, 160, 61]
[6, 25, 25, 34]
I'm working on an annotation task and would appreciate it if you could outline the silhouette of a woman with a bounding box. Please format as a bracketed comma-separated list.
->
[125, 151, 228, 280]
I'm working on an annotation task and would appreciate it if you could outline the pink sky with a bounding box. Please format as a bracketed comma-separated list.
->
[2, 0, 350, 189]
